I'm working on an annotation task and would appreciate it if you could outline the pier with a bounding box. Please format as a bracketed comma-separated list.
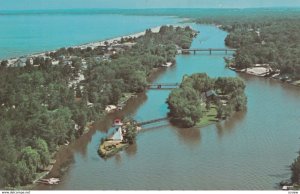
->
[137, 117, 168, 126]
[180, 48, 237, 55]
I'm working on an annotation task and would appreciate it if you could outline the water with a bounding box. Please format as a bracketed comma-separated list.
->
[33, 23, 300, 190]
[0, 13, 177, 59]
[2, 11, 300, 190]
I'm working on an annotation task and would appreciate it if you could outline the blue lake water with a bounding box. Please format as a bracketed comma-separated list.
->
[0, 13, 177, 59]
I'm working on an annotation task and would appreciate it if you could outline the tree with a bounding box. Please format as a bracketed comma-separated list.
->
[75, 85, 82, 98]
[33, 138, 50, 168]
[1, 60, 8, 67]
[216, 104, 224, 119]
[20, 146, 41, 172]
[291, 155, 300, 183]
[123, 123, 137, 144]
[25, 59, 31, 67]
[5, 160, 36, 186]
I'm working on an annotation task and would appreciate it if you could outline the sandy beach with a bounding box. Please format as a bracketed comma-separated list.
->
[4, 25, 171, 66]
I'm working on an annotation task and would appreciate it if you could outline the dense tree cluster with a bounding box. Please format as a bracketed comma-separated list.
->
[196, 13, 300, 80]
[291, 155, 300, 184]
[83, 25, 195, 107]
[194, 9, 300, 185]
[167, 73, 247, 127]
[0, 25, 194, 188]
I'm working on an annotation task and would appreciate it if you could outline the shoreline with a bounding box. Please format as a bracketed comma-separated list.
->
[4, 26, 160, 188]
[27, 24, 192, 189]
[228, 65, 300, 88]
[1, 25, 178, 63]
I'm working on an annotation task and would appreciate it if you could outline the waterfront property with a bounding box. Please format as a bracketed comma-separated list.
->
[98, 119, 138, 158]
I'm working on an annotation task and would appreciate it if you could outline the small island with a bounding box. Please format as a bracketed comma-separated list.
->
[0, 25, 196, 188]
[98, 118, 139, 158]
[166, 73, 247, 128]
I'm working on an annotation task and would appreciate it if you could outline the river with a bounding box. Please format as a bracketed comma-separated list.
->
[36, 23, 300, 190]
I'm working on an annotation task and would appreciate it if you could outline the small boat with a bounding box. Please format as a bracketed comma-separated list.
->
[37, 178, 60, 185]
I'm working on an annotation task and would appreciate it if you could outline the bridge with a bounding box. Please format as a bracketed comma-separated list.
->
[137, 117, 169, 126]
[147, 83, 179, 89]
[180, 48, 237, 55]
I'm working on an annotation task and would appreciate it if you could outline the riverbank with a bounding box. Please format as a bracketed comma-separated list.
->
[14, 25, 196, 189]
[227, 64, 300, 88]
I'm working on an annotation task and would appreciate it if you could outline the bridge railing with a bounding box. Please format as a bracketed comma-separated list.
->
[179, 48, 237, 55]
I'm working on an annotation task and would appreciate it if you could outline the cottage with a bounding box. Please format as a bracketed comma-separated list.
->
[201, 90, 218, 102]
[105, 105, 117, 113]
[14, 58, 26, 67]
[52, 60, 59, 65]
[97, 45, 108, 51]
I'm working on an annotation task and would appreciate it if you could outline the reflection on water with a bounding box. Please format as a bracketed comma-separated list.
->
[172, 125, 201, 147]
[37, 24, 300, 190]
[114, 154, 122, 165]
[125, 143, 138, 157]
[216, 110, 247, 138]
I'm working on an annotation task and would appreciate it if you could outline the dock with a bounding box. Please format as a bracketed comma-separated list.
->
[137, 117, 168, 126]
[36, 178, 60, 185]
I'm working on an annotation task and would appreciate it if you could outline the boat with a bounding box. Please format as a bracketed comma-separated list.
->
[37, 178, 60, 185]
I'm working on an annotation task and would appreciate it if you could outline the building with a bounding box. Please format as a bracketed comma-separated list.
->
[201, 90, 218, 102]
[105, 105, 117, 113]
[111, 127, 123, 141]
[14, 58, 27, 67]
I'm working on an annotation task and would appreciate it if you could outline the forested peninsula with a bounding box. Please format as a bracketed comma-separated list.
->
[196, 14, 300, 85]
[167, 73, 247, 128]
[195, 13, 300, 187]
[0, 25, 195, 188]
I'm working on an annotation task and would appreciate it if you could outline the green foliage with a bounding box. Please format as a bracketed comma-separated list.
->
[33, 138, 50, 168]
[167, 73, 247, 127]
[198, 15, 300, 79]
[20, 146, 41, 172]
[291, 155, 300, 184]
[123, 124, 137, 144]
[0, 25, 194, 188]
[167, 87, 203, 127]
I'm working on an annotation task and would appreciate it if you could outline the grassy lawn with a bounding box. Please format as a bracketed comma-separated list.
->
[196, 105, 219, 128]
[118, 93, 134, 105]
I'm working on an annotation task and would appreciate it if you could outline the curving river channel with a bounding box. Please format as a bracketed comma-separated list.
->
[38, 24, 300, 190]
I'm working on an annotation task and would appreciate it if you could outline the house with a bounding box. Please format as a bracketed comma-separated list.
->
[161, 62, 173, 67]
[111, 127, 123, 141]
[105, 105, 117, 113]
[97, 45, 108, 52]
[52, 60, 59, 65]
[14, 58, 27, 67]
[201, 90, 218, 102]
